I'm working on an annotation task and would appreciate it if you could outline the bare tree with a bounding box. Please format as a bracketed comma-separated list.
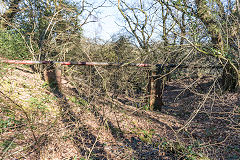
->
[155, 0, 240, 91]
[0, 0, 22, 29]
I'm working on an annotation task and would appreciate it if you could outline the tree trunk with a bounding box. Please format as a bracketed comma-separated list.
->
[221, 62, 240, 92]
[195, 0, 239, 92]
[43, 64, 62, 91]
[148, 65, 164, 111]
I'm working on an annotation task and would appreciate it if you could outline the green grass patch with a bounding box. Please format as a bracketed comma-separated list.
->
[69, 96, 89, 106]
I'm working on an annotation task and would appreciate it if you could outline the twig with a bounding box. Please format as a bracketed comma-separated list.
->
[0, 90, 38, 143]
[87, 129, 101, 160]
[177, 79, 216, 132]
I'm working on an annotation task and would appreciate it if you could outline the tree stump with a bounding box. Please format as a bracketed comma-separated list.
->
[43, 63, 62, 90]
[147, 65, 164, 111]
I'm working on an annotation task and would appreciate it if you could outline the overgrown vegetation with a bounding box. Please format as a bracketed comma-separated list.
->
[0, 0, 239, 159]
[0, 30, 29, 59]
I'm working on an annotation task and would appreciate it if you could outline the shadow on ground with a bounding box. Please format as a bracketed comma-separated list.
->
[45, 67, 109, 159]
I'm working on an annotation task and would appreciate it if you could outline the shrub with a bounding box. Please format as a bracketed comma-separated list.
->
[0, 30, 30, 59]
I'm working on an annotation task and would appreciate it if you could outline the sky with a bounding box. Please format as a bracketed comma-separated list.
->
[0, 0, 6, 15]
[0, 0, 123, 41]
[81, 1, 123, 41]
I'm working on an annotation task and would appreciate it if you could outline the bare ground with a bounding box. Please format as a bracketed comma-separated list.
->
[0, 65, 239, 159]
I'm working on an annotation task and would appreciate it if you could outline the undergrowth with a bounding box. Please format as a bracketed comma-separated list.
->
[0, 63, 219, 160]
[0, 30, 30, 60]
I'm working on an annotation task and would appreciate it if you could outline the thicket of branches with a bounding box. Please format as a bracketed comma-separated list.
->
[0, 0, 239, 159]
[1, 0, 239, 91]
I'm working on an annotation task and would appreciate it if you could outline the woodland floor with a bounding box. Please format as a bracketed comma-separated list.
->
[0, 64, 239, 160]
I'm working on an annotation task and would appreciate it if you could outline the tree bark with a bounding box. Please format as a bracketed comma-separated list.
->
[222, 62, 240, 92]
[195, 0, 223, 49]
[43, 64, 62, 91]
[148, 65, 164, 111]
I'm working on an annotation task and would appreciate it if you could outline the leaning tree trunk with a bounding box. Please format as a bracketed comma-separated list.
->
[195, 0, 240, 92]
